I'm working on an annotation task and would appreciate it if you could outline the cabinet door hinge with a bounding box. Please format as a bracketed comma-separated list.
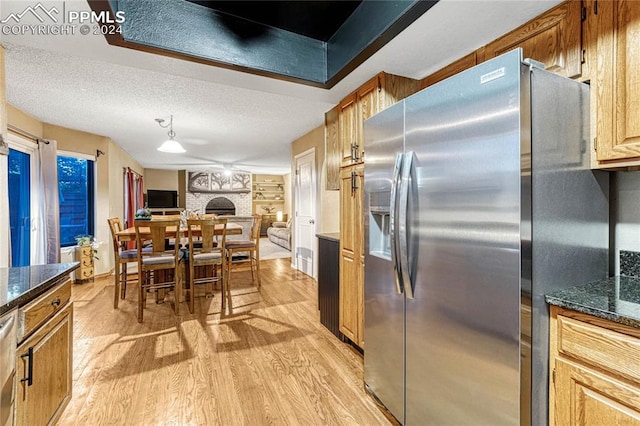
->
[581, 6, 587, 21]
[581, 49, 586, 64]
[552, 368, 556, 384]
[593, 137, 597, 151]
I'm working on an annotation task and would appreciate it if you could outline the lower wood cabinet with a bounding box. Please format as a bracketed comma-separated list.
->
[339, 165, 364, 348]
[15, 287, 73, 426]
[555, 357, 640, 425]
[549, 306, 640, 425]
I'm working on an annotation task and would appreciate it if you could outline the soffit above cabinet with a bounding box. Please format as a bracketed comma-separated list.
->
[89, 0, 438, 88]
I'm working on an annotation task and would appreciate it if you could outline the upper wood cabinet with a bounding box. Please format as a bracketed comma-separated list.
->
[593, 0, 640, 163]
[420, 51, 477, 90]
[479, 1, 583, 79]
[339, 93, 358, 167]
[337, 72, 419, 168]
[324, 105, 340, 190]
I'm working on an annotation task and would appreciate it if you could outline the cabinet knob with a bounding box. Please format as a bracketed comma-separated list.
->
[51, 298, 61, 306]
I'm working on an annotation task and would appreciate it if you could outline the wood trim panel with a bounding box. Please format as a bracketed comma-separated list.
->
[420, 51, 477, 89]
[380, 72, 420, 105]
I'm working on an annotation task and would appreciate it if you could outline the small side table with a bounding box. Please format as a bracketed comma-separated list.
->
[75, 246, 94, 283]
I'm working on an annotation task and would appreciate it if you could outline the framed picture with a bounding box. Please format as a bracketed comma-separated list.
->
[187, 171, 250, 193]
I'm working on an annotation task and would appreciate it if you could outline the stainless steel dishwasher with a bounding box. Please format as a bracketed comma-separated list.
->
[0, 310, 17, 426]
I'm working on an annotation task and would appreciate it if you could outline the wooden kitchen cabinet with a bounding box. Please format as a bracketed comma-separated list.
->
[75, 245, 94, 283]
[339, 165, 365, 347]
[479, 1, 583, 79]
[549, 306, 640, 425]
[324, 105, 340, 190]
[339, 93, 358, 167]
[333, 72, 418, 346]
[593, 0, 640, 164]
[16, 297, 73, 426]
[338, 72, 419, 168]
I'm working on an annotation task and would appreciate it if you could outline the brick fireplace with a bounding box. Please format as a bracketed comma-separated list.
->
[185, 192, 252, 216]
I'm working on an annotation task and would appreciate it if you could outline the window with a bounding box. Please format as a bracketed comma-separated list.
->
[58, 155, 95, 247]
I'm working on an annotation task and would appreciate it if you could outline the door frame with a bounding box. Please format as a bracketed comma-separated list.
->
[293, 147, 318, 278]
[7, 133, 39, 265]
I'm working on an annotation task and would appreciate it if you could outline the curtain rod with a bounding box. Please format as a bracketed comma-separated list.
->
[8, 124, 40, 141]
[123, 167, 143, 178]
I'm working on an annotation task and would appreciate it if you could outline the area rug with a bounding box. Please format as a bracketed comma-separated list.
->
[259, 237, 291, 260]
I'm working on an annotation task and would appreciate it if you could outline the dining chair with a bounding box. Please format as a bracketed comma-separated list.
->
[134, 218, 182, 322]
[152, 214, 183, 249]
[225, 214, 262, 289]
[107, 218, 139, 309]
[151, 214, 182, 220]
[186, 218, 227, 314]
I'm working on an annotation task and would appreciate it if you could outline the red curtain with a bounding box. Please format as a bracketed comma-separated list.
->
[136, 174, 144, 213]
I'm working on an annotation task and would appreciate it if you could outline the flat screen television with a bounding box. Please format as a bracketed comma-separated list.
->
[146, 190, 178, 209]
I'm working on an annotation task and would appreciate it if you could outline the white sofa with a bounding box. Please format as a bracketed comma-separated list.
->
[266, 221, 291, 250]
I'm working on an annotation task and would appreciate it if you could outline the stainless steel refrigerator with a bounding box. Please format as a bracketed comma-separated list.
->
[363, 49, 609, 425]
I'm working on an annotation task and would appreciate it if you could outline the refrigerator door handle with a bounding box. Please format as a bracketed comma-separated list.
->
[399, 151, 415, 299]
[389, 153, 404, 295]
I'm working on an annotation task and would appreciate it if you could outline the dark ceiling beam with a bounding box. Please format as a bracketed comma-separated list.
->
[326, 0, 439, 87]
[118, 0, 326, 84]
[89, 0, 439, 89]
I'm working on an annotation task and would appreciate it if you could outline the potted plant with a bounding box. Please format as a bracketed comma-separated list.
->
[75, 235, 100, 260]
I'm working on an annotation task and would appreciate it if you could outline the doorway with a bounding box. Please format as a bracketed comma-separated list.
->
[294, 149, 317, 278]
[8, 148, 31, 266]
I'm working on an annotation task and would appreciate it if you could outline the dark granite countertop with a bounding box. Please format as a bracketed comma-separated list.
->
[0, 262, 79, 316]
[545, 276, 640, 329]
[316, 232, 340, 242]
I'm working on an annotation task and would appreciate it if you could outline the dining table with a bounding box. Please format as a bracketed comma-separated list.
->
[115, 221, 244, 304]
[116, 222, 244, 242]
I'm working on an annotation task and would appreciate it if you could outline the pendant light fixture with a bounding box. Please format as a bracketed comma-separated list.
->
[155, 115, 185, 153]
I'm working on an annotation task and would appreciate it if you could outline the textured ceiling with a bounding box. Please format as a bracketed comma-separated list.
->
[1, 0, 563, 174]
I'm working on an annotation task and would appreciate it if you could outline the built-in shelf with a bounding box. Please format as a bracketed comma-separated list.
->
[252, 174, 286, 214]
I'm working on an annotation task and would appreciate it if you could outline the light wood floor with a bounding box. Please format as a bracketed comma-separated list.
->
[58, 259, 393, 425]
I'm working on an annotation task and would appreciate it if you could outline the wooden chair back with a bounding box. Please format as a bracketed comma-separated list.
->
[107, 217, 125, 255]
[134, 219, 180, 257]
[186, 217, 228, 313]
[152, 214, 182, 221]
[250, 214, 262, 243]
[134, 218, 181, 322]
[187, 217, 227, 254]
